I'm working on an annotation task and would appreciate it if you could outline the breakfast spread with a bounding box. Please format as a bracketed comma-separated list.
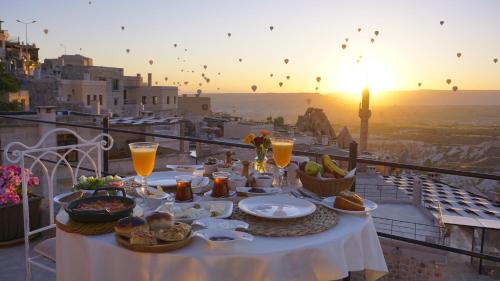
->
[76, 199, 130, 213]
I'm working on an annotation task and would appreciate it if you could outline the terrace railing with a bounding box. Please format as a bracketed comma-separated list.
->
[1, 113, 499, 275]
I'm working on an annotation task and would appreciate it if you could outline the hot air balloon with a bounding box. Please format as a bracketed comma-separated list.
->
[345, 38, 349, 42]
[202, 73, 205, 77]
[278, 82, 283, 87]
[370, 38, 374, 43]
[79, 48, 82, 51]
[165, 77, 168, 81]
[284, 58, 289, 64]
[227, 33, 231, 37]
[286, 75, 290, 80]
[174, 43, 177, 47]
[418, 82, 422, 87]
[374, 30, 379, 36]
[315, 87, 319, 91]
[181, 69, 184, 72]
[206, 78, 210, 83]
[251, 85, 257, 92]
[184, 81, 189, 85]
[452, 86, 458, 92]
[238, 58, 242, 62]
[185, 48, 187, 52]
[198, 82, 202, 87]
[456, 53, 462, 58]
[356, 59, 361, 64]
[269, 26, 274, 31]
[43, 29, 48, 34]
[148, 59, 154, 65]
[177, 57, 180, 60]
[494, 58, 498, 63]
[270, 73, 274, 77]
[341, 44, 346, 50]
[121, 26, 125, 30]
[440, 20, 444, 26]
[155, 81, 158, 85]
[357, 28, 362, 32]
[88, 1, 92, 4]
[217, 87, 220, 90]
[197, 89, 202, 95]
[316, 77, 321, 83]
[126, 48, 130, 53]
[446, 79, 452, 84]
[203, 65, 207, 70]
[218, 72, 221, 75]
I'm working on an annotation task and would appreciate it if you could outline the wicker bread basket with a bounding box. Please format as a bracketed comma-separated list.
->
[297, 169, 355, 197]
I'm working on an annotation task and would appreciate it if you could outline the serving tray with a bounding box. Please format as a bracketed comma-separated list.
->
[115, 231, 193, 253]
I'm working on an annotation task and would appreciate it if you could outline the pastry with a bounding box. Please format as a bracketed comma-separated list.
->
[154, 223, 191, 242]
[130, 230, 157, 245]
[146, 212, 174, 231]
[334, 196, 365, 211]
[339, 191, 364, 205]
[114, 216, 149, 238]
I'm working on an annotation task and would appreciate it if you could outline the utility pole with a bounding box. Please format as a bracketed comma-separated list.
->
[16, 19, 36, 45]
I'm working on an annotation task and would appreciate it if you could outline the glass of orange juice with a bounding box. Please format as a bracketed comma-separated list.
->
[129, 142, 159, 189]
[270, 136, 294, 188]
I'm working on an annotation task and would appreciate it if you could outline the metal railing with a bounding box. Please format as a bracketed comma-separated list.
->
[1, 113, 499, 272]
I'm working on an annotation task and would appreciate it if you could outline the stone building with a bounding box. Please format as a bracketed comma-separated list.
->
[296, 107, 336, 143]
[0, 20, 39, 76]
[177, 95, 212, 117]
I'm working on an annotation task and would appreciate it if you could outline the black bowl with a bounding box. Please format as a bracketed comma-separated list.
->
[65, 187, 135, 223]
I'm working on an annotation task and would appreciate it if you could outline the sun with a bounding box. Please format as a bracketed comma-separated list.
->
[335, 57, 395, 98]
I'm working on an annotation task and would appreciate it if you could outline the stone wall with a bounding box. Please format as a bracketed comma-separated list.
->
[21, 78, 59, 110]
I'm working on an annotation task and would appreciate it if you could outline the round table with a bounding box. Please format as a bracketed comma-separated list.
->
[56, 212, 387, 281]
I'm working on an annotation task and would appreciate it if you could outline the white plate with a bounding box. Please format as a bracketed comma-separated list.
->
[238, 195, 316, 219]
[203, 190, 237, 200]
[195, 229, 253, 249]
[134, 171, 191, 187]
[192, 218, 249, 230]
[155, 201, 233, 223]
[236, 186, 282, 196]
[191, 176, 210, 193]
[166, 164, 204, 173]
[321, 196, 378, 214]
[135, 186, 171, 200]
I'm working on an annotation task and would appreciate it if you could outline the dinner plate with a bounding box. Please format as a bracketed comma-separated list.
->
[133, 171, 193, 187]
[238, 195, 316, 219]
[321, 196, 378, 214]
[166, 164, 204, 173]
[236, 186, 282, 196]
[155, 201, 233, 223]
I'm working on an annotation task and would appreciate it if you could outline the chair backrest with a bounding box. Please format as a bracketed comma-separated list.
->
[3, 127, 113, 279]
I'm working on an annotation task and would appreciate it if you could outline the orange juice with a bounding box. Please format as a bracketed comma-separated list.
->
[131, 147, 157, 176]
[271, 140, 294, 168]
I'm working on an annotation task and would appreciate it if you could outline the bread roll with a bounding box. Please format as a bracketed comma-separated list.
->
[146, 212, 174, 231]
[130, 230, 157, 245]
[114, 216, 149, 238]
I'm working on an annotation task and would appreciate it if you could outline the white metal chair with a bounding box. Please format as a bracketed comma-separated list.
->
[4, 128, 113, 281]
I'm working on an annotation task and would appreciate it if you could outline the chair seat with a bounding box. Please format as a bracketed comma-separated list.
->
[34, 237, 56, 262]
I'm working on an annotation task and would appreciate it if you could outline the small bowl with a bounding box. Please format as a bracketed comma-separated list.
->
[228, 175, 247, 191]
[255, 175, 273, 187]
[195, 228, 253, 249]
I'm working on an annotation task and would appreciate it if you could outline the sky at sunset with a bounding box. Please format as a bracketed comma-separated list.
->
[2, 0, 500, 95]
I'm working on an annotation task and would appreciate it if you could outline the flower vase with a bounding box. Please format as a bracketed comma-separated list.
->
[253, 147, 268, 173]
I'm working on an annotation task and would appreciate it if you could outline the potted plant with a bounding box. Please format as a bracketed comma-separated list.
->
[243, 131, 271, 173]
[0, 165, 41, 243]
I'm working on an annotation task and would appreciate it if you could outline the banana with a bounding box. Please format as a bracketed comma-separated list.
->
[322, 155, 347, 177]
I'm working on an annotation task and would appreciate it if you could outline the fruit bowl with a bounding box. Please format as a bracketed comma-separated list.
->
[297, 169, 355, 197]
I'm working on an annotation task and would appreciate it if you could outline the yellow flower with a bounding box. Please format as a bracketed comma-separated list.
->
[243, 133, 255, 144]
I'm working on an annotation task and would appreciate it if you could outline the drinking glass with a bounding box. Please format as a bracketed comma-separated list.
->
[270, 136, 295, 188]
[175, 175, 193, 202]
[212, 172, 230, 198]
[129, 142, 159, 190]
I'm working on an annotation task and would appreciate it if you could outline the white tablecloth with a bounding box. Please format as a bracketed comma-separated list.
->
[56, 214, 387, 281]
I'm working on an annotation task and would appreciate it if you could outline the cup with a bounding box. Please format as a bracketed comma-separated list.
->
[175, 175, 193, 202]
[212, 172, 230, 197]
